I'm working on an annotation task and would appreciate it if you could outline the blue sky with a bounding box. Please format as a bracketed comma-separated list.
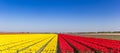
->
[0, 0, 120, 32]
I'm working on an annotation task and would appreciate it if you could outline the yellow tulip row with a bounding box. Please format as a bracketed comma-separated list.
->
[0, 34, 57, 53]
[41, 35, 58, 53]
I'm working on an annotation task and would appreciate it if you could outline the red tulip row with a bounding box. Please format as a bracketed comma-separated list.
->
[68, 35, 120, 53]
[58, 34, 120, 53]
[61, 35, 93, 53]
[58, 34, 74, 53]
[74, 36, 120, 51]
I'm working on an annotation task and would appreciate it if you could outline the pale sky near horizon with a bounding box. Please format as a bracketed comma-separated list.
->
[0, 0, 120, 32]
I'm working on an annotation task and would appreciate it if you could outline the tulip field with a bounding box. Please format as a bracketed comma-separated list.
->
[0, 34, 57, 53]
[0, 34, 120, 53]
